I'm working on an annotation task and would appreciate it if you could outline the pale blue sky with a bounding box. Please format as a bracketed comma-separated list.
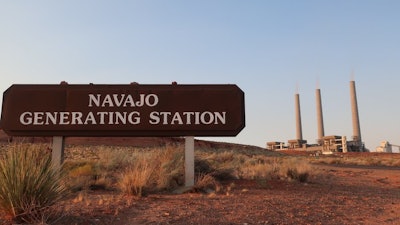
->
[1, 1, 399, 151]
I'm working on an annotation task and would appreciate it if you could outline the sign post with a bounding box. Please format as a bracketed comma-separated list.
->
[1, 83, 245, 187]
[184, 136, 195, 187]
[51, 136, 65, 169]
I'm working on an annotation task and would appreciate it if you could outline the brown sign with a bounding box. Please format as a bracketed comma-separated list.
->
[0, 84, 245, 137]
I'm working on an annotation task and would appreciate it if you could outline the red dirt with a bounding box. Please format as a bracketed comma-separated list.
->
[41, 163, 399, 225]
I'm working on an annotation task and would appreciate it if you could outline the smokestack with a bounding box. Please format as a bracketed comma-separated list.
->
[316, 88, 324, 144]
[295, 92, 303, 140]
[350, 80, 361, 143]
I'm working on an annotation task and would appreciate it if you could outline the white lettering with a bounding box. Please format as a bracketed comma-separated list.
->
[88, 93, 159, 108]
[88, 94, 100, 107]
[128, 111, 140, 124]
[71, 112, 83, 125]
[108, 112, 114, 124]
[17, 110, 226, 127]
[136, 94, 144, 107]
[102, 95, 114, 107]
[59, 112, 70, 125]
[20, 112, 32, 125]
[45, 112, 58, 125]
[145, 94, 158, 107]
[200, 111, 213, 125]
[97, 112, 108, 124]
[123, 95, 135, 107]
[171, 112, 183, 124]
[149, 111, 160, 124]
[159, 112, 171, 125]
[33, 112, 44, 125]
[84, 112, 96, 124]
[149, 111, 227, 125]
[214, 112, 226, 124]
[113, 94, 125, 107]
[115, 112, 127, 124]
[182, 112, 194, 124]
[194, 112, 200, 124]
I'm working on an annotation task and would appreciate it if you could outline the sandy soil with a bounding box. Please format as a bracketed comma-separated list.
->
[44, 163, 400, 225]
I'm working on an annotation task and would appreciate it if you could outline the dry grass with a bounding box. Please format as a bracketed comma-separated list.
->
[62, 146, 317, 198]
[119, 156, 155, 197]
[192, 173, 220, 193]
[118, 145, 184, 196]
[238, 156, 313, 182]
[0, 142, 327, 222]
[310, 154, 400, 167]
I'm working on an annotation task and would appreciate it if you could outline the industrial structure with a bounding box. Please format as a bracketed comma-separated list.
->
[267, 80, 365, 153]
[376, 141, 400, 153]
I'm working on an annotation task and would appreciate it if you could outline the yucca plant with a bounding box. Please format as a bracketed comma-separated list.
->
[0, 144, 67, 223]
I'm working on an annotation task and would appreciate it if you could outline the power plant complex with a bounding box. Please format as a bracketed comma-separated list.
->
[267, 80, 365, 153]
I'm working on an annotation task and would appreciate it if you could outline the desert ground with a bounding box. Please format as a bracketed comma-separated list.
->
[48, 164, 400, 225]
[0, 130, 399, 225]
[51, 161, 400, 225]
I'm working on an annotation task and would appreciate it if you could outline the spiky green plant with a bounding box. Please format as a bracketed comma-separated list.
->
[0, 144, 67, 223]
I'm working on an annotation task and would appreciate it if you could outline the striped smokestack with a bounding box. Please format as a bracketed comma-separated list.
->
[295, 92, 303, 140]
[350, 80, 361, 143]
[316, 88, 324, 145]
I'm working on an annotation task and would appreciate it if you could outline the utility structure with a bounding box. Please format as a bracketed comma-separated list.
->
[287, 91, 307, 149]
[295, 92, 303, 140]
[315, 88, 324, 145]
[267, 79, 365, 153]
[348, 80, 364, 151]
[376, 141, 400, 153]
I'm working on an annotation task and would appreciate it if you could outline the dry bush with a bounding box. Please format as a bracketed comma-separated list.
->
[96, 146, 136, 170]
[239, 162, 277, 180]
[200, 151, 248, 180]
[204, 151, 240, 169]
[279, 158, 312, 182]
[149, 145, 184, 190]
[64, 162, 113, 191]
[63, 146, 137, 191]
[118, 145, 184, 196]
[119, 156, 155, 197]
[387, 158, 400, 166]
[310, 154, 400, 167]
[238, 156, 313, 183]
[192, 173, 220, 193]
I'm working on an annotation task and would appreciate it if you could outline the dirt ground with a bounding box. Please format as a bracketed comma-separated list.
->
[0, 131, 399, 225]
[44, 163, 399, 225]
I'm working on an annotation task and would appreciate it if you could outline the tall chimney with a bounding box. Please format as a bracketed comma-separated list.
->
[350, 80, 361, 143]
[316, 88, 324, 145]
[295, 92, 303, 140]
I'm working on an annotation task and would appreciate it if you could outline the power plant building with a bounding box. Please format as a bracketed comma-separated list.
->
[267, 80, 365, 153]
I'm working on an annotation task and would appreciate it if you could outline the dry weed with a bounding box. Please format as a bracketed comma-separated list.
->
[192, 173, 220, 193]
[119, 156, 155, 197]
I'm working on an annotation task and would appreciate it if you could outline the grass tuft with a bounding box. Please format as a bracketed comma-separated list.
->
[118, 145, 184, 196]
[0, 143, 67, 223]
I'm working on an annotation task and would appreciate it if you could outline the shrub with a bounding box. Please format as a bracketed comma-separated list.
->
[119, 156, 155, 197]
[192, 173, 219, 193]
[149, 145, 184, 190]
[237, 156, 313, 183]
[64, 162, 100, 191]
[118, 145, 184, 196]
[281, 158, 311, 182]
[0, 144, 67, 223]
